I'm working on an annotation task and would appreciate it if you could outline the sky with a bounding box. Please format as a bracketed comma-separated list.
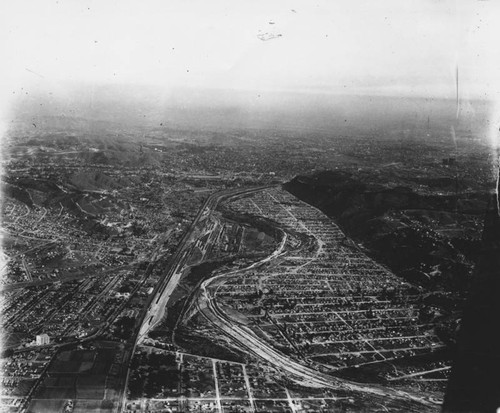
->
[1, 0, 499, 104]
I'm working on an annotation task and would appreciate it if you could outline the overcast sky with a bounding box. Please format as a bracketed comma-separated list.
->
[1, 0, 499, 105]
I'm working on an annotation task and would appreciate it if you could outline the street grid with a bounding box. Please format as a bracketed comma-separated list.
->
[213, 188, 445, 370]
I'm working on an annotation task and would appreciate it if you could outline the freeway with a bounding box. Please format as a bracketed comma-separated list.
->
[136, 185, 274, 340]
[186, 188, 438, 411]
[122, 183, 436, 411]
[119, 185, 273, 412]
[197, 259, 438, 410]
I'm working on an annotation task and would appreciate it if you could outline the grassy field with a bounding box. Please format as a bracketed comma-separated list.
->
[76, 375, 106, 399]
[28, 399, 65, 413]
[73, 399, 115, 413]
[27, 346, 123, 413]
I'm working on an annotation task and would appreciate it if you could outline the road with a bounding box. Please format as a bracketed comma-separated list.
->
[198, 260, 437, 409]
[387, 366, 451, 381]
[119, 185, 273, 412]
[120, 184, 437, 411]
[137, 185, 273, 340]
[186, 188, 438, 410]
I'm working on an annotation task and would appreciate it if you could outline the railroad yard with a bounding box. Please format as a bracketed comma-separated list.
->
[123, 186, 447, 412]
[213, 188, 446, 373]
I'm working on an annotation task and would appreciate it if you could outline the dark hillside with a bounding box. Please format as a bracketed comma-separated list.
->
[285, 170, 487, 293]
[284, 170, 489, 348]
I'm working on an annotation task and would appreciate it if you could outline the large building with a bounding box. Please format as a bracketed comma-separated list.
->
[36, 334, 50, 346]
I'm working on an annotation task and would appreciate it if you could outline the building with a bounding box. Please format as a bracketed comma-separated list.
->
[36, 334, 50, 346]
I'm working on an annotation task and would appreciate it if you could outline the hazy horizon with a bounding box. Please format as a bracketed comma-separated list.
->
[2, 0, 499, 150]
[2, 0, 499, 108]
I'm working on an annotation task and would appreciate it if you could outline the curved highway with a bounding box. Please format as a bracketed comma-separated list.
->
[119, 186, 273, 412]
[122, 184, 436, 412]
